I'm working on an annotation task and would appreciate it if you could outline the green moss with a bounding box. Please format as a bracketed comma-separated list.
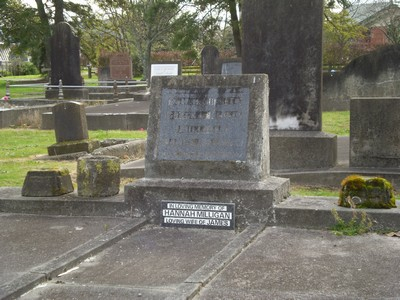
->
[339, 175, 397, 209]
[106, 159, 120, 174]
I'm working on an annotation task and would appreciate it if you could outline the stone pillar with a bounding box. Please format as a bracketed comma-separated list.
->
[77, 155, 120, 197]
[242, 0, 337, 170]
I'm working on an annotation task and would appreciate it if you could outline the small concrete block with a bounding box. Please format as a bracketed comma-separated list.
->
[47, 140, 100, 156]
[77, 155, 120, 197]
[22, 169, 74, 197]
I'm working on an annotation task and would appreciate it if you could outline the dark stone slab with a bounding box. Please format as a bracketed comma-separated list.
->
[50, 22, 82, 87]
[146, 75, 270, 181]
[21, 170, 74, 197]
[47, 140, 100, 156]
[350, 97, 400, 168]
[201, 46, 220, 75]
[52, 101, 88, 143]
[242, 0, 323, 131]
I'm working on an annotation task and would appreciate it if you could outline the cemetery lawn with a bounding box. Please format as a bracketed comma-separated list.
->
[322, 111, 349, 136]
[0, 129, 146, 187]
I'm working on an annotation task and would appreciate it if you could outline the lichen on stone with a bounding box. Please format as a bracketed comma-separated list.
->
[339, 175, 397, 209]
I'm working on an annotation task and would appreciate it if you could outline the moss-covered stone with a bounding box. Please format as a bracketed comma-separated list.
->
[22, 169, 74, 197]
[47, 139, 101, 156]
[77, 155, 120, 197]
[339, 175, 397, 209]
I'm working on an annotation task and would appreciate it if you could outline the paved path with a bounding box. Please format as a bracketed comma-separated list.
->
[2, 213, 400, 299]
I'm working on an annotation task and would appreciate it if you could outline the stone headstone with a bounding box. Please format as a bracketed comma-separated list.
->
[47, 101, 100, 156]
[241, 0, 337, 171]
[201, 46, 220, 75]
[50, 22, 82, 87]
[350, 97, 400, 168]
[53, 101, 88, 143]
[150, 62, 181, 78]
[125, 75, 290, 229]
[242, 0, 323, 131]
[110, 52, 132, 80]
[220, 59, 242, 75]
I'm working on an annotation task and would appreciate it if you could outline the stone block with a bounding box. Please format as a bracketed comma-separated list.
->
[270, 131, 337, 170]
[47, 139, 100, 156]
[77, 155, 120, 197]
[22, 169, 73, 197]
[339, 175, 397, 209]
[125, 177, 290, 230]
[350, 97, 400, 168]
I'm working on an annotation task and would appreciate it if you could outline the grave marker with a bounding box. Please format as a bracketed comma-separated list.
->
[125, 75, 290, 230]
[150, 62, 181, 78]
[201, 46, 220, 75]
[110, 52, 132, 80]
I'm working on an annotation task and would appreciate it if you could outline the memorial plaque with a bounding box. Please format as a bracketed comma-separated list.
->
[161, 200, 235, 230]
[110, 53, 132, 80]
[151, 63, 180, 78]
[157, 87, 250, 161]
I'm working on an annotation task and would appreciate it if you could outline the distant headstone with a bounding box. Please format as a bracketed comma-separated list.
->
[53, 101, 88, 143]
[47, 101, 100, 156]
[242, 0, 323, 131]
[110, 52, 132, 80]
[125, 75, 290, 229]
[150, 62, 181, 78]
[201, 46, 220, 75]
[50, 22, 82, 87]
[220, 59, 242, 75]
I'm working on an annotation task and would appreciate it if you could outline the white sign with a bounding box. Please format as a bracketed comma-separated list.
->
[161, 200, 235, 230]
[151, 64, 179, 78]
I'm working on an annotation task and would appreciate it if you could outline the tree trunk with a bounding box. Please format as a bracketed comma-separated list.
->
[227, 0, 242, 57]
[35, 0, 51, 69]
[54, 0, 64, 24]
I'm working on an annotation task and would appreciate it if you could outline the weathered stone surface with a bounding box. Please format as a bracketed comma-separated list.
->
[47, 140, 100, 156]
[220, 58, 242, 75]
[77, 155, 120, 197]
[109, 52, 132, 80]
[52, 101, 88, 143]
[22, 169, 73, 197]
[125, 177, 290, 230]
[50, 22, 82, 86]
[350, 98, 400, 168]
[270, 131, 337, 170]
[339, 175, 397, 209]
[145, 74, 270, 181]
[201, 46, 220, 75]
[242, 0, 323, 131]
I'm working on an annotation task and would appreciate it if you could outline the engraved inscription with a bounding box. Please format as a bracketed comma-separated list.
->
[157, 87, 250, 161]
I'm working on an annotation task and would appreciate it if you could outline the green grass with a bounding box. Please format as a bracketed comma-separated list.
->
[0, 129, 146, 187]
[322, 111, 350, 136]
[290, 185, 340, 197]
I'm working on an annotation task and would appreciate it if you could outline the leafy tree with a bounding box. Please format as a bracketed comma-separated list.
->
[323, 8, 368, 67]
[96, 0, 197, 82]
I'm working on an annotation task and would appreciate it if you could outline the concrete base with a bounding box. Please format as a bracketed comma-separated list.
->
[47, 140, 100, 156]
[270, 131, 337, 171]
[124, 177, 290, 230]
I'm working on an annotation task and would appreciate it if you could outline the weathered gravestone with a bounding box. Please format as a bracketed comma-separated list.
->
[110, 52, 132, 80]
[350, 97, 400, 168]
[201, 45, 220, 75]
[47, 22, 86, 99]
[22, 169, 74, 197]
[220, 58, 242, 75]
[242, 0, 337, 170]
[47, 101, 100, 156]
[125, 75, 289, 230]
